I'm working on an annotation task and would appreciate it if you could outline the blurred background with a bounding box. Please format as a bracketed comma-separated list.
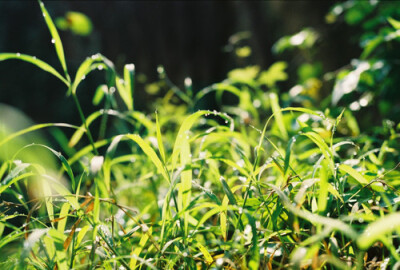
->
[0, 1, 361, 125]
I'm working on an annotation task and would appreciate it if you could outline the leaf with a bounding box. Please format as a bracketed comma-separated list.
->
[317, 161, 329, 213]
[269, 92, 288, 140]
[171, 110, 210, 171]
[196, 243, 213, 265]
[130, 226, 152, 269]
[0, 162, 34, 194]
[122, 64, 135, 111]
[179, 137, 192, 235]
[269, 184, 358, 239]
[57, 203, 70, 233]
[258, 61, 288, 88]
[388, 17, 400, 30]
[0, 53, 68, 86]
[339, 164, 369, 185]
[76, 225, 90, 247]
[0, 123, 79, 149]
[57, 11, 93, 36]
[127, 134, 169, 183]
[220, 176, 237, 205]
[228, 66, 259, 83]
[284, 136, 297, 175]
[155, 112, 166, 163]
[38, 0, 69, 79]
[21, 229, 49, 261]
[357, 213, 400, 250]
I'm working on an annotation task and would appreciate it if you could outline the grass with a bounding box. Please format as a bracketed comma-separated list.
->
[1, 1, 400, 269]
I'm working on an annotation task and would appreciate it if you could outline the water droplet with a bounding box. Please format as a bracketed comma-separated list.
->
[216, 258, 224, 266]
[16, 53, 21, 57]
[51, 38, 55, 44]
[42, 12, 46, 17]
[98, 65, 103, 70]
[126, 64, 135, 71]
[184, 77, 192, 87]
[81, 75, 86, 80]
[182, 252, 188, 257]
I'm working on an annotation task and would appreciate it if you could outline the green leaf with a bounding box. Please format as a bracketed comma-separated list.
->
[196, 242, 213, 265]
[339, 164, 369, 185]
[269, 184, 358, 239]
[388, 17, 400, 30]
[57, 11, 93, 36]
[357, 213, 400, 249]
[284, 135, 297, 175]
[220, 176, 237, 206]
[258, 61, 288, 88]
[0, 53, 68, 86]
[0, 123, 79, 149]
[57, 203, 70, 233]
[123, 64, 135, 111]
[155, 112, 166, 163]
[38, 0, 69, 80]
[127, 134, 169, 183]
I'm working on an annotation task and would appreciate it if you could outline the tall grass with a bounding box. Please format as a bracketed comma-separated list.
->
[0, 1, 400, 269]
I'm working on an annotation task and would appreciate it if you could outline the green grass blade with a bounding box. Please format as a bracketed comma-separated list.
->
[339, 164, 369, 185]
[269, 92, 288, 140]
[0, 123, 79, 149]
[123, 64, 135, 111]
[126, 134, 169, 183]
[357, 212, 400, 250]
[269, 184, 358, 239]
[171, 110, 210, 170]
[0, 53, 69, 86]
[38, 0, 69, 80]
[57, 203, 70, 233]
[220, 176, 237, 205]
[283, 135, 297, 175]
[179, 138, 192, 235]
[155, 112, 166, 163]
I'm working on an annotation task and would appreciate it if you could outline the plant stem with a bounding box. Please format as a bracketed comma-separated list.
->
[72, 93, 99, 155]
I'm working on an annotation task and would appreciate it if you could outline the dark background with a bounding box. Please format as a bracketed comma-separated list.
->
[0, 1, 359, 125]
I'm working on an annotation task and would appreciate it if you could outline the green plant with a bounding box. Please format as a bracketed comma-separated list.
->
[0, 1, 400, 269]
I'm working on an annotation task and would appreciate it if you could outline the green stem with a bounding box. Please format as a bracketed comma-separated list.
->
[72, 93, 99, 155]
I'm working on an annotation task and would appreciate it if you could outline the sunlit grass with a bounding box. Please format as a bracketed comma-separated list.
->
[0, 1, 400, 269]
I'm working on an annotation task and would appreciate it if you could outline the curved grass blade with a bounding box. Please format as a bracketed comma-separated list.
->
[0, 123, 79, 149]
[357, 212, 400, 250]
[269, 184, 358, 239]
[38, 0, 69, 80]
[0, 53, 69, 86]
[126, 134, 169, 183]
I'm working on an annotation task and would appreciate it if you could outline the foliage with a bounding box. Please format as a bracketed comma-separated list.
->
[0, 1, 400, 269]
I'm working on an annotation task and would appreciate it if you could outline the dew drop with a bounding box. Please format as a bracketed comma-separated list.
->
[98, 65, 103, 70]
[51, 38, 55, 44]
[81, 75, 86, 80]
[16, 53, 21, 57]
[42, 12, 46, 17]
[216, 258, 224, 266]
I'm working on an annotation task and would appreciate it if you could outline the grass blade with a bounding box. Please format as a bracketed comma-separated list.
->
[126, 134, 169, 183]
[38, 0, 69, 80]
[357, 213, 400, 250]
[269, 92, 288, 140]
[0, 53, 69, 86]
